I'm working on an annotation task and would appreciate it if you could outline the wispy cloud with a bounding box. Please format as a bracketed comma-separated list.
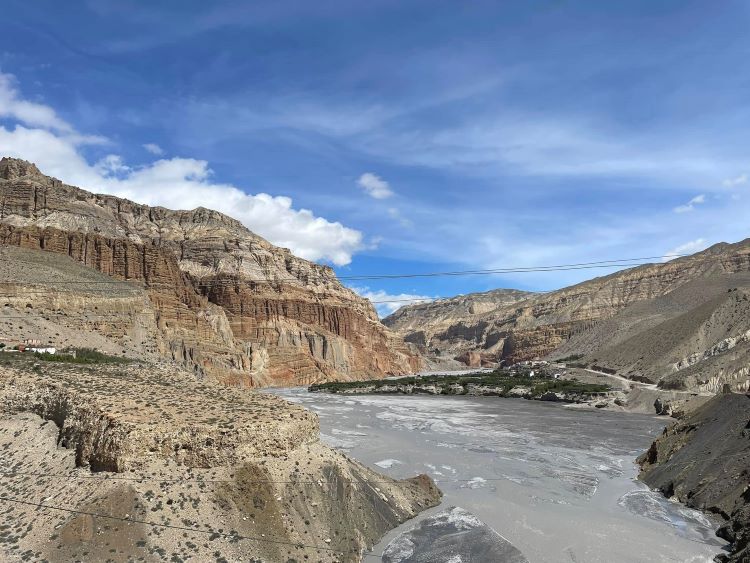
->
[0, 70, 106, 145]
[142, 142, 164, 155]
[352, 286, 433, 317]
[662, 238, 707, 261]
[673, 194, 705, 214]
[387, 207, 412, 228]
[0, 71, 73, 133]
[357, 172, 393, 199]
[723, 174, 747, 187]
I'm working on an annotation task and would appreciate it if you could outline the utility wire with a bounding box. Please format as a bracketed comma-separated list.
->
[334, 254, 687, 280]
[0, 494, 371, 557]
[0, 252, 706, 306]
[0, 253, 689, 287]
[0, 468, 527, 486]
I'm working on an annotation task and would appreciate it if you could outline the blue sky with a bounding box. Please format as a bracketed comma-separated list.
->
[1, 0, 749, 315]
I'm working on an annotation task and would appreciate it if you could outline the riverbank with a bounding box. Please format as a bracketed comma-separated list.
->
[309, 370, 613, 406]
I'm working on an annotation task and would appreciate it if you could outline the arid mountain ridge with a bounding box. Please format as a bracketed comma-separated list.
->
[385, 239, 750, 393]
[0, 157, 419, 386]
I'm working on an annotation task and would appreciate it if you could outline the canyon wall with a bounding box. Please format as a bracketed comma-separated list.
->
[0, 157, 419, 386]
[385, 239, 750, 391]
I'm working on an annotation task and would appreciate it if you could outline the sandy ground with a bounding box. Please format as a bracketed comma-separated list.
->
[272, 388, 728, 563]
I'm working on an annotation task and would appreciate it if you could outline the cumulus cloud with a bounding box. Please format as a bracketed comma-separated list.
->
[142, 142, 164, 155]
[673, 194, 705, 213]
[357, 172, 394, 199]
[0, 72, 363, 265]
[661, 238, 707, 261]
[352, 286, 433, 317]
[723, 174, 747, 187]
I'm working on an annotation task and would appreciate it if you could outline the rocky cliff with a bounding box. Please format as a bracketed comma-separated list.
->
[0, 157, 420, 386]
[384, 241, 750, 391]
[638, 392, 750, 562]
[383, 289, 536, 367]
[0, 354, 441, 562]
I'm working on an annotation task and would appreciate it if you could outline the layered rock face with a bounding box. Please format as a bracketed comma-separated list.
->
[0, 157, 419, 385]
[383, 289, 536, 367]
[385, 241, 750, 391]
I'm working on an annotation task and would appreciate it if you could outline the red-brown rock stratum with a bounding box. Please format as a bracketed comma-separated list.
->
[0, 157, 420, 387]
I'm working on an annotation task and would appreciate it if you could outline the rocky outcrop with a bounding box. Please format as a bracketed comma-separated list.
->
[638, 393, 750, 562]
[383, 289, 535, 364]
[0, 358, 442, 562]
[0, 157, 420, 386]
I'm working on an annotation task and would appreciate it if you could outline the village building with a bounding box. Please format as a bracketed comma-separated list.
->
[30, 346, 56, 355]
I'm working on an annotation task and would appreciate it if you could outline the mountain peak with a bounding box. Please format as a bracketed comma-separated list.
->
[0, 157, 44, 181]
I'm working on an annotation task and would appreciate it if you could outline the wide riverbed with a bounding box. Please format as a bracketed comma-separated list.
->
[272, 388, 726, 563]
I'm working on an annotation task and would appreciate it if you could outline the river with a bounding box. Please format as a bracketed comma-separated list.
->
[271, 388, 726, 563]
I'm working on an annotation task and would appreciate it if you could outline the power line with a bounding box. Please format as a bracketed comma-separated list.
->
[334, 255, 687, 280]
[0, 253, 690, 289]
[0, 468, 534, 486]
[0, 494, 372, 557]
[0, 253, 703, 307]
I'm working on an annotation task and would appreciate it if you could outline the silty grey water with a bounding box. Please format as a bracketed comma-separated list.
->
[270, 388, 726, 563]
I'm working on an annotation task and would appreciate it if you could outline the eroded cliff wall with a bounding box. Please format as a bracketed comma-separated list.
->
[0, 157, 420, 386]
[385, 240, 750, 377]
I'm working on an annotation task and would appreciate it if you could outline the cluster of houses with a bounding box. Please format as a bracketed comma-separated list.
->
[0, 338, 56, 355]
[507, 360, 567, 379]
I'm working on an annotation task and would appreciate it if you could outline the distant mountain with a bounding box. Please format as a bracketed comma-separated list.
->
[0, 157, 419, 386]
[384, 240, 750, 392]
[383, 289, 537, 367]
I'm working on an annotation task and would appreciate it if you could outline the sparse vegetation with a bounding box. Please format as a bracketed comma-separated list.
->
[33, 348, 128, 365]
[310, 368, 610, 398]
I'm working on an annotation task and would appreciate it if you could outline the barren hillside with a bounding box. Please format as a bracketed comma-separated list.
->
[0, 353, 440, 562]
[385, 240, 750, 392]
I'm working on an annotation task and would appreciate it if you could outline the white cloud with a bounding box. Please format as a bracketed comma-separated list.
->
[673, 194, 705, 213]
[661, 238, 707, 261]
[95, 154, 131, 176]
[723, 174, 747, 187]
[142, 142, 164, 155]
[352, 287, 433, 317]
[357, 172, 394, 199]
[0, 72, 363, 266]
[0, 72, 72, 133]
[0, 71, 106, 145]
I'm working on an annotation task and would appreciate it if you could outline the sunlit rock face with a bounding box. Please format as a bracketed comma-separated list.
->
[0, 157, 420, 386]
